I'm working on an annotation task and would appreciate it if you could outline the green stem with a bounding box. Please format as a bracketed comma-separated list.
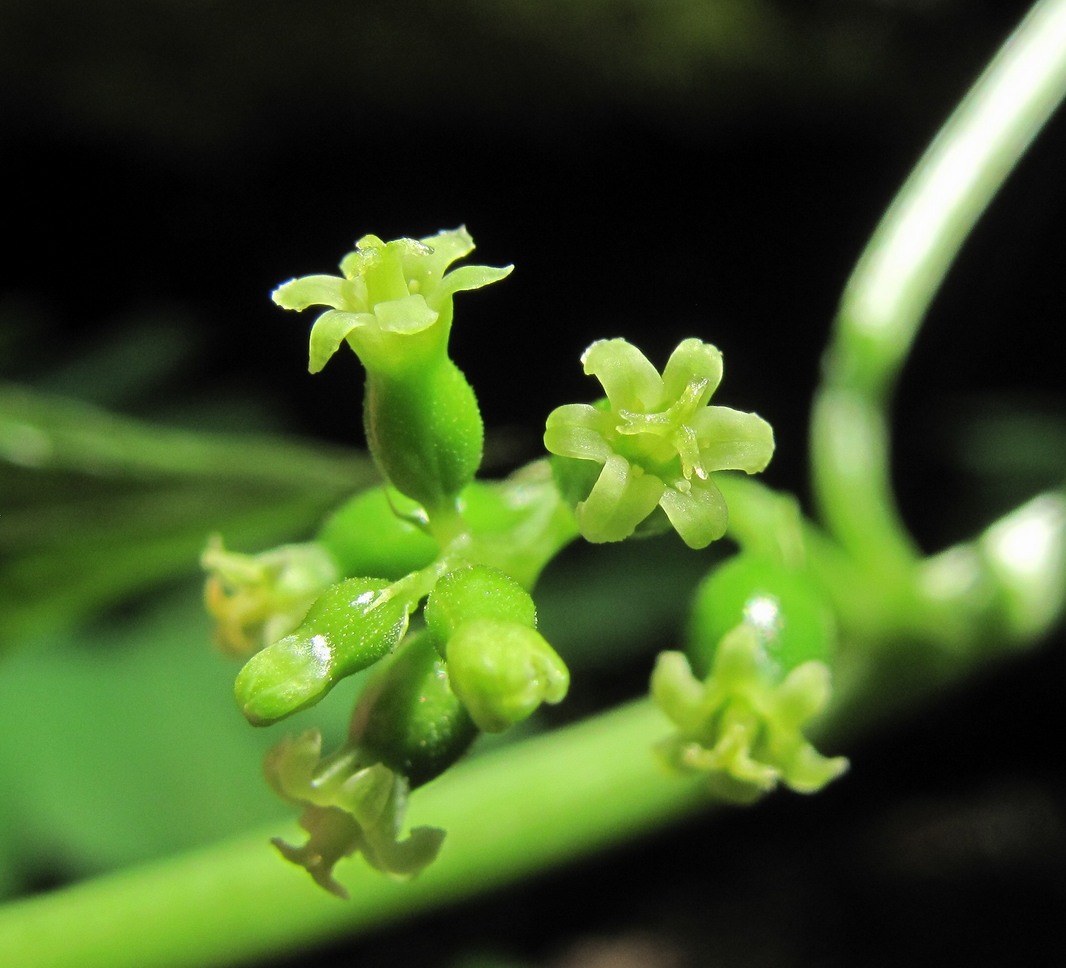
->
[0, 701, 705, 968]
[811, 0, 1066, 579]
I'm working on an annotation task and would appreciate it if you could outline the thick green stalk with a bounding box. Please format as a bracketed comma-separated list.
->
[0, 701, 705, 968]
[811, 0, 1066, 581]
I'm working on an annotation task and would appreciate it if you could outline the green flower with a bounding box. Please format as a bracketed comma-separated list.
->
[273, 227, 512, 375]
[265, 633, 479, 895]
[544, 338, 774, 548]
[201, 537, 339, 656]
[265, 730, 444, 896]
[652, 627, 847, 802]
[273, 228, 510, 516]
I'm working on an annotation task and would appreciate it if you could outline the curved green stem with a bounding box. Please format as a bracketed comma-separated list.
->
[811, 0, 1066, 578]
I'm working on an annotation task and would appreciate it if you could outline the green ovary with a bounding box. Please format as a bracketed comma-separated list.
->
[363, 357, 484, 517]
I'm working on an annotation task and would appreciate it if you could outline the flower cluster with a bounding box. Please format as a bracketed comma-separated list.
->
[272, 228, 512, 519]
[544, 338, 774, 549]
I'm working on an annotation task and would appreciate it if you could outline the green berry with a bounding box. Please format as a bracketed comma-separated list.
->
[316, 486, 439, 580]
[687, 554, 835, 680]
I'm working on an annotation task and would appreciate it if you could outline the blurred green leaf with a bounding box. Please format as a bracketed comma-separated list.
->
[0, 382, 377, 652]
[0, 587, 355, 897]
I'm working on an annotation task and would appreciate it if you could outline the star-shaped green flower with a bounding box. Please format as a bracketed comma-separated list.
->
[651, 627, 847, 802]
[544, 338, 774, 548]
[265, 730, 444, 896]
[273, 227, 512, 375]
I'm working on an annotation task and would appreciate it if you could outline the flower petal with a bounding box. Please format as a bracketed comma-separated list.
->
[661, 338, 723, 406]
[339, 237, 384, 279]
[581, 338, 664, 412]
[577, 454, 664, 542]
[273, 274, 353, 312]
[436, 263, 514, 302]
[650, 651, 707, 730]
[658, 478, 728, 548]
[693, 406, 775, 473]
[544, 403, 613, 461]
[391, 227, 475, 296]
[419, 226, 476, 273]
[308, 310, 372, 373]
[372, 294, 438, 334]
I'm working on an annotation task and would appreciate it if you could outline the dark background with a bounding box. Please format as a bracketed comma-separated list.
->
[2, 1, 1064, 965]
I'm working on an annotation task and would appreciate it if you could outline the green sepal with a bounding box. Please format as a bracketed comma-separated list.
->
[652, 627, 847, 800]
[265, 730, 445, 897]
[445, 619, 569, 733]
[234, 577, 414, 726]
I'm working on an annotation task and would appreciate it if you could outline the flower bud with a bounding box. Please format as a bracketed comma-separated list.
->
[234, 577, 413, 726]
[424, 564, 537, 651]
[445, 619, 569, 733]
